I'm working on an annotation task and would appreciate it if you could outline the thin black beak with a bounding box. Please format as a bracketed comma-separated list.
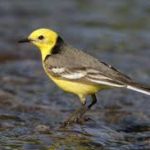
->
[18, 38, 31, 43]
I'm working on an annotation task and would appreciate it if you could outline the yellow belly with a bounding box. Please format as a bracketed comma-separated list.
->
[49, 75, 100, 96]
[43, 65, 104, 103]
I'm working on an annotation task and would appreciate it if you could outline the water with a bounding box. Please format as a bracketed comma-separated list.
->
[0, 0, 150, 149]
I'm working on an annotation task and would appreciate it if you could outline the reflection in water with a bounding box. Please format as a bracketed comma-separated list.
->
[48, 130, 101, 150]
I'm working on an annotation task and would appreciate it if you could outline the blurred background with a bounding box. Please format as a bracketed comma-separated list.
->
[0, 0, 150, 149]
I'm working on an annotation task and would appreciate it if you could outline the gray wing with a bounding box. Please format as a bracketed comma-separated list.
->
[44, 44, 133, 87]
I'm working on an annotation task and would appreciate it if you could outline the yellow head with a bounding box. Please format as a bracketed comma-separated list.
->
[19, 28, 58, 60]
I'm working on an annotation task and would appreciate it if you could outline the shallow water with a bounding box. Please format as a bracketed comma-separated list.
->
[0, 0, 150, 149]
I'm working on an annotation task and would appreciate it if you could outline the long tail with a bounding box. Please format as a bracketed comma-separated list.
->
[127, 82, 150, 95]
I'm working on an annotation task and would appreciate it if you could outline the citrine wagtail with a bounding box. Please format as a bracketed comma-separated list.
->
[19, 28, 150, 126]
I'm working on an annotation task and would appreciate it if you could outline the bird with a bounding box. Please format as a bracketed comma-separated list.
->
[19, 28, 150, 126]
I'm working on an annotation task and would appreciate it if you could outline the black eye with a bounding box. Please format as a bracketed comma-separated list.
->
[38, 35, 44, 40]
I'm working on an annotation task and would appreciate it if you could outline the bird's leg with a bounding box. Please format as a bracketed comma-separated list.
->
[61, 94, 97, 127]
[61, 103, 88, 128]
[88, 94, 97, 109]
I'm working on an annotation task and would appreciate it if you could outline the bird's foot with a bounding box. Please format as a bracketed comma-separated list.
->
[60, 106, 90, 128]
